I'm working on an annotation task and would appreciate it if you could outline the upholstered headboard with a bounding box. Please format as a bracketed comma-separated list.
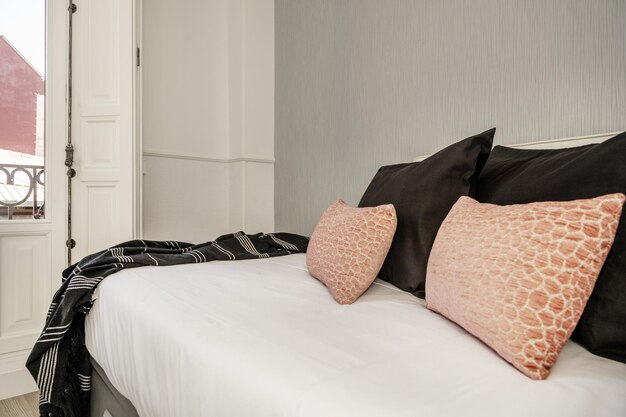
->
[414, 131, 620, 162]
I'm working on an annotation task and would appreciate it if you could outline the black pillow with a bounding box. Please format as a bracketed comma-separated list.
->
[358, 128, 495, 297]
[477, 131, 626, 364]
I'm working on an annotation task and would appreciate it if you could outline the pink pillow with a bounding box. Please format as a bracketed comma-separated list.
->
[426, 194, 625, 379]
[307, 200, 397, 304]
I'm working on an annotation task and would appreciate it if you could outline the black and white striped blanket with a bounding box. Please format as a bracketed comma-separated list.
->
[26, 232, 309, 417]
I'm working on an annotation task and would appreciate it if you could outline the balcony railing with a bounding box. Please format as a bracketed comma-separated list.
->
[0, 164, 45, 220]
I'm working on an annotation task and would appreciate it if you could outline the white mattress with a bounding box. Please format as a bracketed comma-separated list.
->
[85, 254, 626, 417]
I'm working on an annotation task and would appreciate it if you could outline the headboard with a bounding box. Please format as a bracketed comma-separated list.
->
[414, 131, 620, 162]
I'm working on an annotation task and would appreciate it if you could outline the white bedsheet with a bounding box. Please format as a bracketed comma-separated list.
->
[85, 254, 626, 417]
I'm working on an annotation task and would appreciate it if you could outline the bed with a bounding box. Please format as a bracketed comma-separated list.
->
[85, 254, 626, 417]
[82, 131, 626, 417]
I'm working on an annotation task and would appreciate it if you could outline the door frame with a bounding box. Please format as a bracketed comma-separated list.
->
[134, 0, 143, 239]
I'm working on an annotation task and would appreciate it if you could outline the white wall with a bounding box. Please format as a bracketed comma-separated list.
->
[275, 0, 626, 235]
[142, 0, 274, 243]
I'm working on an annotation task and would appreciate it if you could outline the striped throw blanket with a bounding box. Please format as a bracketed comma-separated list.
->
[26, 232, 309, 417]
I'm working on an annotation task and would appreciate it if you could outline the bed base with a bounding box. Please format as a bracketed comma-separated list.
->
[90, 358, 140, 417]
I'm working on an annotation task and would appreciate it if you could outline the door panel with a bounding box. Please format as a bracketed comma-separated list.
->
[71, 0, 136, 260]
[0, 234, 49, 336]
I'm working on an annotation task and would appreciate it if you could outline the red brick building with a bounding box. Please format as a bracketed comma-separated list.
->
[0, 35, 44, 155]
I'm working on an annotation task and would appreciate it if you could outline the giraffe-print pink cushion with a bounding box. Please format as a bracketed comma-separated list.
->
[307, 200, 397, 304]
[426, 193, 625, 380]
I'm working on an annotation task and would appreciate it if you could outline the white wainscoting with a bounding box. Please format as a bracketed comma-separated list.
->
[229, 159, 275, 233]
[0, 232, 50, 399]
[141, 0, 275, 243]
[142, 151, 274, 243]
[0, 350, 37, 400]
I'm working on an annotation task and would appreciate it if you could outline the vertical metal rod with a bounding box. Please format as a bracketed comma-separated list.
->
[66, 1, 77, 265]
[32, 172, 38, 218]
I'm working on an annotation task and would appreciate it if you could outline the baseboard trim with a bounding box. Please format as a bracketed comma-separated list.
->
[0, 350, 37, 400]
[143, 150, 275, 164]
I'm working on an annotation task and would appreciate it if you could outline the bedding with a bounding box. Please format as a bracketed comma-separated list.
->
[476, 131, 626, 363]
[358, 128, 494, 298]
[426, 194, 624, 379]
[85, 254, 626, 417]
[307, 200, 396, 304]
[26, 233, 308, 417]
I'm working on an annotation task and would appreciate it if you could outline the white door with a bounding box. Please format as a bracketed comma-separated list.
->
[70, 0, 138, 261]
[0, 1, 67, 399]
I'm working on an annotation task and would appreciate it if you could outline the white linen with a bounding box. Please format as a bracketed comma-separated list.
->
[85, 254, 626, 417]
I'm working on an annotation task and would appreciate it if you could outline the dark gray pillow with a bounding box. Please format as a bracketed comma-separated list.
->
[358, 128, 495, 297]
[477, 131, 626, 364]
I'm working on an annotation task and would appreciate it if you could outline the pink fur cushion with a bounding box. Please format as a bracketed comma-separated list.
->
[307, 200, 397, 304]
[426, 194, 625, 379]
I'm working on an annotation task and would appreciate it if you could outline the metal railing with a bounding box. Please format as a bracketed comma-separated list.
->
[0, 164, 45, 220]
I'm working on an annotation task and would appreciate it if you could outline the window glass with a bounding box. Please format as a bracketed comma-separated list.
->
[0, 0, 46, 220]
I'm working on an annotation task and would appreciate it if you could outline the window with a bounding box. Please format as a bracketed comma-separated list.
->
[0, 0, 46, 220]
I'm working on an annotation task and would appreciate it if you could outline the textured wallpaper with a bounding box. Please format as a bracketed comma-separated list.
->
[275, 0, 626, 235]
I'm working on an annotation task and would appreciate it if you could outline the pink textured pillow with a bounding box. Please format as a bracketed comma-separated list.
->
[307, 200, 397, 304]
[426, 194, 625, 380]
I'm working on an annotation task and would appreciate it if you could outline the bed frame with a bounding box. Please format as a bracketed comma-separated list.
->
[413, 131, 619, 161]
[91, 359, 140, 417]
[89, 131, 621, 417]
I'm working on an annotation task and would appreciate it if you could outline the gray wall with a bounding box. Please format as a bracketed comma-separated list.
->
[275, 0, 626, 235]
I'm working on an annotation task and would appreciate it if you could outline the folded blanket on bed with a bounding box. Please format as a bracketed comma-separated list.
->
[26, 232, 309, 417]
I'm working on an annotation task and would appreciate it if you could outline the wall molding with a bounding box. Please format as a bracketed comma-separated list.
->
[0, 349, 37, 400]
[143, 150, 275, 164]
